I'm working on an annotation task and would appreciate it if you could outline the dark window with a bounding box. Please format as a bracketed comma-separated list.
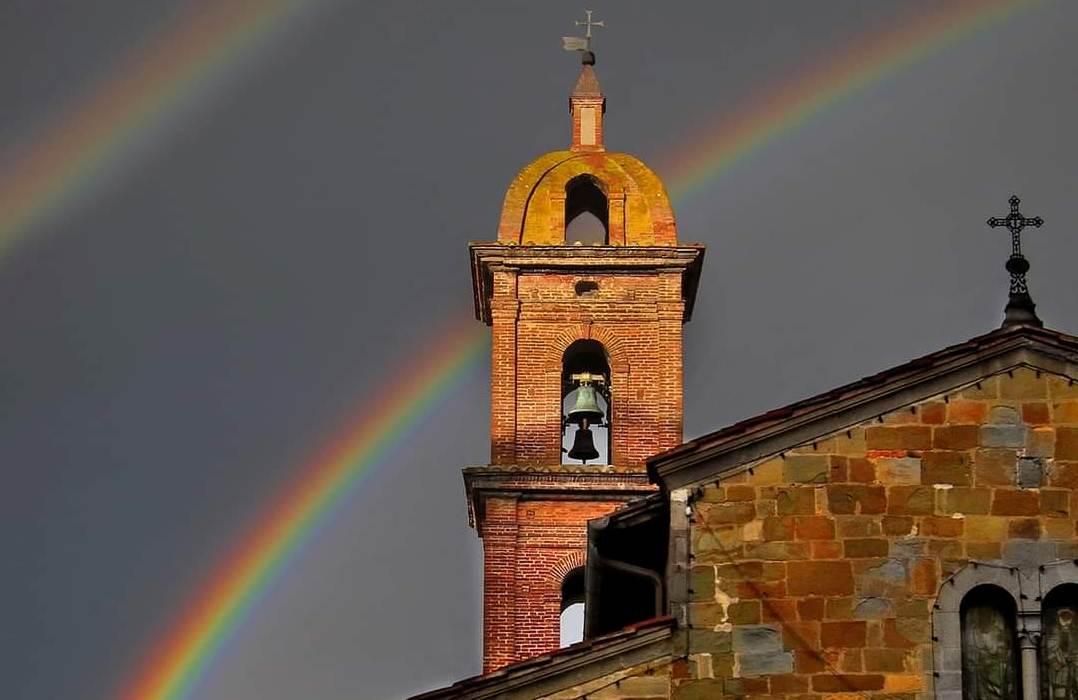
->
[961, 584, 1020, 700]
[1042, 583, 1078, 699]
[565, 175, 608, 246]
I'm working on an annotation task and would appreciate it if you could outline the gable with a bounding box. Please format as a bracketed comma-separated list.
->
[651, 325, 1078, 490]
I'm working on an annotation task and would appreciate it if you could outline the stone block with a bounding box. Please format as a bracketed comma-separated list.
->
[1054, 401, 1078, 423]
[1057, 428, 1078, 460]
[882, 515, 915, 535]
[1049, 461, 1078, 488]
[1017, 457, 1044, 488]
[811, 674, 885, 692]
[910, 558, 938, 595]
[811, 540, 842, 559]
[742, 541, 810, 561]
[775, 486, 816, 515]
[691, 566, 716, 602]
[787, 561, 854, 596]
[727, 600, 762, 625]
[988, 405, 1021, 424]
[827, 485, 886, 514]
[947, 399, 988, 423]
[794, 515, 835, 540]
[991, 490, 1039, 516]
[768, 674, 809, 693]
[921, 451, 971, 485]
[941, 487, 991, 515]
[798, 597, 825, 620]
[1002, 540, 1058, 567]
[1028, 428, 1055, 457]
[1000, 368, 1047, 399]
[732, 625, 783, 653]
[853, 596, 893, 619]
[783, 455, 830, 484]
[737, 650, 794, 676]
[848, 457, 875, 482]
[921, 515, 963, 537]
[865, 426, 932, 450]
[887, 486, 935, 515]
[877, 457, 921, 485]
[863, 647, 908, 672]
[964, 516, 1006, 540]
[672, 679, 724, 700]
[844, 538, 889, 558]
[821, 621, 867, 648]
[973, 449, 1016, 486]
[1007, 518, 1041, 539]
[933, 425, 980, 450]
[920, 401, 946, 424]
[966, 542, 1002, 559]
[981, 424, 1027, 448]
[703, 501, 756, 525]
[1023, 402, 1050, 424]
[1049, 376, 1078, 399]
[1041, 489, 1069, 517]
[762, 516, 794, 541]
[828, 456, 848, 482]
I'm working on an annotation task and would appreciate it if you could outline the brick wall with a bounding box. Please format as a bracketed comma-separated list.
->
[678, 368, 1078, 698]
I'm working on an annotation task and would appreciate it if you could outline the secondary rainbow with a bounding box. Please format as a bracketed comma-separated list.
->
[0, 0, 319, 257]
[114, 1, 1048, 698]
[120, 322, 486, 700]
[664, 0, 1044, 203]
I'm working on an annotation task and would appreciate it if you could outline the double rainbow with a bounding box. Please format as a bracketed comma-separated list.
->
[0, 0, 1033, 697]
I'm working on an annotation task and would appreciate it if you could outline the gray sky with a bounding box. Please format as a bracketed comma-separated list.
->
[3, 1, 1076, 698]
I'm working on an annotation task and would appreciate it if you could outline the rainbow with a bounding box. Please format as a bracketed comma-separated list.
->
[110, 1, 1049, 698]
[664, 0, 1043, 202]
[120, 323, 486, 699]
[0, 0, 320, 257]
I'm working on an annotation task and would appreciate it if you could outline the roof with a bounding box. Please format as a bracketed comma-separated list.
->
[572, 64, 603, 97]
[408, 616, 674, 700]
[649, 323, 1078, 490]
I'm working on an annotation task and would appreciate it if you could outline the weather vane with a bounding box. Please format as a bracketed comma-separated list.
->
[987, 194, 1044, 327]
[562, 10, 604, 59]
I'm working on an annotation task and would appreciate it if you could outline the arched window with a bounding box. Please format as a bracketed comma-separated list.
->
[1041, 583, 1078, 699]
[560, 567, 586, 647]
[961, 584, 1020, 700]
[565, 175, 608, 246]
[562, 340, 610, 465]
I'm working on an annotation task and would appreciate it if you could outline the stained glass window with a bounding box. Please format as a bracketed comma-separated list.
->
[1042, 583, 1078, 700]
[961, 584, 1019, 700]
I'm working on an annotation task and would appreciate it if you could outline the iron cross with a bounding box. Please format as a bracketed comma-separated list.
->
[987, 195, 1043, 294]
[575, 10, 604, 44]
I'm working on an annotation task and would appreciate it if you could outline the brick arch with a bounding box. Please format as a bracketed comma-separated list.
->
[547, 324, 630, 373]
[548, 550, 587, 586]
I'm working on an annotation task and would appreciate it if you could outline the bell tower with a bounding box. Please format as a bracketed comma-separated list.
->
[463, 42, 704, 673]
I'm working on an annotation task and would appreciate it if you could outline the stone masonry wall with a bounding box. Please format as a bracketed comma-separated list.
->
[678, 368, 1078, 699]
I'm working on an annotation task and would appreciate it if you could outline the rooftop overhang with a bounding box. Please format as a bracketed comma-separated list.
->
[468, 243, 705, 325]
[649, 325, 1078, 491]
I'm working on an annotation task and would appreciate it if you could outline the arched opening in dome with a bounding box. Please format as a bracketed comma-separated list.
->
[565, 175, 608, 246]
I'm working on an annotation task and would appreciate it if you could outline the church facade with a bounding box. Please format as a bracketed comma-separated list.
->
[413, 43, 1078, 700]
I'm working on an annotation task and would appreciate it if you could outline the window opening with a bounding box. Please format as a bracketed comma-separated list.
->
[561, 340, 610, 465]
[560, 568, 586, 647]
[961, 584, 1020, 700]
[1042, 583, 1078, 699]
[565, 175, 608, 246]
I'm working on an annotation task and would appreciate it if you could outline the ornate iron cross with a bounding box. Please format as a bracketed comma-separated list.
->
[987, 194, 1043, 295]
[575, 9, 604, 45]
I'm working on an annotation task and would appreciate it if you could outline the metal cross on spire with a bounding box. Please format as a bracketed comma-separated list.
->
[987, 194, 1044, 327]
[562, 10, 604, 58]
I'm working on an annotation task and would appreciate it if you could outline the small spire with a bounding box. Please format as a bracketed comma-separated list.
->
[562, 10, 606, 151]
[987, 194, 1044, 328]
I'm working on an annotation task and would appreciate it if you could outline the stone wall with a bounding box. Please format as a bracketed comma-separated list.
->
[678, 368, 1078, 698]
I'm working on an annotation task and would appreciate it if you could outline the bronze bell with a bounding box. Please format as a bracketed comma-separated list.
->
[567, 426, 599, 462]
[566, 384, 604, 425]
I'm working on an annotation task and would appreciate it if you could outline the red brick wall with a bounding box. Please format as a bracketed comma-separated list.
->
[489, 269, 685, 469]
[479, 498, 627, 672]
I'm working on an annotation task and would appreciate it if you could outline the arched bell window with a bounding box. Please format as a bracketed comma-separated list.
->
[561, 340, 610, 465]
[961, 584, 1021, 700]
[559, 567, 586, 647]
[565, 175, 608, 246]
[1041, 583, 1078, 699]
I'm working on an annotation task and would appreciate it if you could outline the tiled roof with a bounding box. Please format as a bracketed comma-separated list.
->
[409, 616, 674, 699]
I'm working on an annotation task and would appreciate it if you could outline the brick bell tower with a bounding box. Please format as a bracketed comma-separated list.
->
[463, 45, 704, 673]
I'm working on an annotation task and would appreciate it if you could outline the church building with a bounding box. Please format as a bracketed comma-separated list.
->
[412, 31, 1078, 700]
